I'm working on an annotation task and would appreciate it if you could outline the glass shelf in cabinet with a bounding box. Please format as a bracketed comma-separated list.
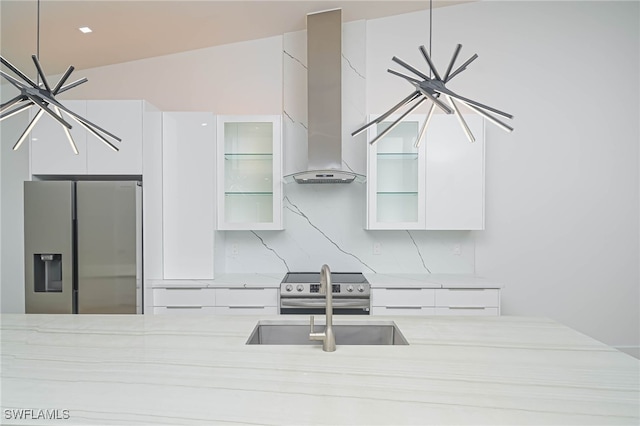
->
[224, 153, 273, 160]
[376, 153, 419, 160]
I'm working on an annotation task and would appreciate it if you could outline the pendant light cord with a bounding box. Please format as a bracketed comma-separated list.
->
[36, 0, 40, 85]
[429, 0, 433, 79]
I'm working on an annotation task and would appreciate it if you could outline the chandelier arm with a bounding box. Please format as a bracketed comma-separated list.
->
[24, 93, 73, 129]
[458, 99, 514, 133]
[418, 45, 442, 81]
[411, 83, 452, 114]
[0, 101, 34, 121]
[446, 95, 475, 142]
[414, 102, 436, 148]
[387, 69, 422, 84]
[52, 66, 75, 94]
[442, 44, 462, 82]
[0, 70, 32, 92]
[12, 109, 44, 151]
[445, 54, 478, 83]
[0, 56, 39, 89]
[351, 91, 420, 137]
[1, 95, 26, 112]
[391, 56, 431, 81]
[67, 114, 119, 152]
[53, 106, 79, 155]
[51, 102, 122, 142]
[369, 97, 427, 145]
[31, 55, 52, 92]
[56, 78, 88, 95]
[435, 86, 513, 119]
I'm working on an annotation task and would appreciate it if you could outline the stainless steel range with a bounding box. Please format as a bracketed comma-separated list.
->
[280, 272, 370, 315]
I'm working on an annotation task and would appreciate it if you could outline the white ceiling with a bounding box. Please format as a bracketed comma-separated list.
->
[1, 1, 473, 76]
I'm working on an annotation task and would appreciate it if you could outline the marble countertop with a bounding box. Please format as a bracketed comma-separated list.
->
[1, 314, 637, 425]
[149, 273, 503, 289]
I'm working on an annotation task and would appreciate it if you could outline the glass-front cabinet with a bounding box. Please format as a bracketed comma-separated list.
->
[216, 115, 282, 230]
[366, 115, 426, 229]
[366, 113, 485, 230]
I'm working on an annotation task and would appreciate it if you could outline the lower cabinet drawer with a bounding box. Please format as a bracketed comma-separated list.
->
[371, 306, 435, 316]
[434, 307, 499, 316]
[215, 306, 278, 315]
[153, 306, 217, 315]
[435, 289, 500, 307]
[153, 287, 216, 306]
[372, 288, 436, 307]
[216, 288, 277, 307]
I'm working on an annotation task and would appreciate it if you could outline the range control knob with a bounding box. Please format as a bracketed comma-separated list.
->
[346, 285, 354, 292]
[285, 284, 293, 292]
[296, 284, 304, 292]
[357, 285, 365, 293]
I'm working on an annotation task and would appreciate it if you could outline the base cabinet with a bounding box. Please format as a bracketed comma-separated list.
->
[372, 287, 500, 316]
[152, 286, 278, 315]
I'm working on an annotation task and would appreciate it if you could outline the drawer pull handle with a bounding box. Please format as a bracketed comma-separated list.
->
[226, 287, 265, 291]
[448, 306, 485, 310]
[228, 306, 264, 309]
[447, 289, 485, 291]
[166, 306, 203, 309]
[165, 287, 202, 291]
[388, 288, 422, 291]
[386, 306, 422, 309]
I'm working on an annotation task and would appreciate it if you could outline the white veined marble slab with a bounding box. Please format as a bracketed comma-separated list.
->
[1, 314, 637, 425]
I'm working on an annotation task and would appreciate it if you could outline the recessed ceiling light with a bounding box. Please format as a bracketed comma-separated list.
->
[201, 123, 208, 126]
[79, 27, 92, 34]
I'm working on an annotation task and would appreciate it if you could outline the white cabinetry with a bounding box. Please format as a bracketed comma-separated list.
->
[434, 289, 500, 316]
[371, 288, 435, 315]
[215, 288, 278, 315]
[152, 287, 216, 315]
[216, 115, 282, 230]
[366, 117, 426, 229]
[372, 286, 500, 316]
[30, 100, 88, 175]
[162, 112, 215, 279]
[366, 114, 484, 230]
[30, 100, 154, 176]
[152, 285, 278, 316]
[425, 115, 484, 230]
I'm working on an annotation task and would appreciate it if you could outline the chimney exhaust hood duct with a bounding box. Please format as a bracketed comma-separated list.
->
[287, 9, 364, 184]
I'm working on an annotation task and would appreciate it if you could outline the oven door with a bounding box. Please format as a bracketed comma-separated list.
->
[280, 298, 370, 315]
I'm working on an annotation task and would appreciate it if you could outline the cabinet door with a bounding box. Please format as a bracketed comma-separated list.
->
[162, 112, 215, 279]
[425, 114, 484, 230]
[86, 100, 143, 174]
[30, 100, 88, 175]
[216, 115, 282, 230]
[216, 288, 278, 307]
[366, 115, 426, 230]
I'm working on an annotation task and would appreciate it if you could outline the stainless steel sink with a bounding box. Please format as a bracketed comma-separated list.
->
[246, 320, 409, 345]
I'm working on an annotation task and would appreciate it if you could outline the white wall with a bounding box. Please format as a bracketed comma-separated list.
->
[428, 1, 638, 352]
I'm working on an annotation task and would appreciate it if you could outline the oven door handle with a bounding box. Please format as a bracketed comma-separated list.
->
[280, 299, 370, 309]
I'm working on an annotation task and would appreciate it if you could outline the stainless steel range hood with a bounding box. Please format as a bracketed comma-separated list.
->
[287, 9, 364, 184]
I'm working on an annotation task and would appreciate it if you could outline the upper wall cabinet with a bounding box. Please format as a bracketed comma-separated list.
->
[216, 115, 282, 230]
[30, 100, 156, 176]
[366, 113, 484, 230]
[162, 112, 216, 279]
[366, 116, 426, 230]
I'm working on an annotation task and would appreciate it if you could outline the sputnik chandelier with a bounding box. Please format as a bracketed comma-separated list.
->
[0, 0, 120, 153]
[352, 1, 513, 147]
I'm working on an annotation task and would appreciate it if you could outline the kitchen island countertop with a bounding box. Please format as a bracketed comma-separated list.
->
[1, 314, 637, 425]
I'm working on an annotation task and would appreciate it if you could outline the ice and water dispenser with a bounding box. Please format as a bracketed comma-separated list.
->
[33, 254, 63, 293]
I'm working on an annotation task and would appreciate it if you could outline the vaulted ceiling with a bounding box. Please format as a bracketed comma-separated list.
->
[1, 1, 473, 76]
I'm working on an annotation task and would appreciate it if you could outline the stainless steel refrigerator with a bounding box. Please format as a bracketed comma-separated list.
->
[24, 181, 142, 314]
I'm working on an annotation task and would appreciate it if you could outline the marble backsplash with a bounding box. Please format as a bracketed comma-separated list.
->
[222, 20, 475, 275]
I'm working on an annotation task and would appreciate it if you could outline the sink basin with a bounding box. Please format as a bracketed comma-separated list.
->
[246, 320, 409, 345]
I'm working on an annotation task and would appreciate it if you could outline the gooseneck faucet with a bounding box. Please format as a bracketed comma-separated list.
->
[309, 264, 336, 352]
